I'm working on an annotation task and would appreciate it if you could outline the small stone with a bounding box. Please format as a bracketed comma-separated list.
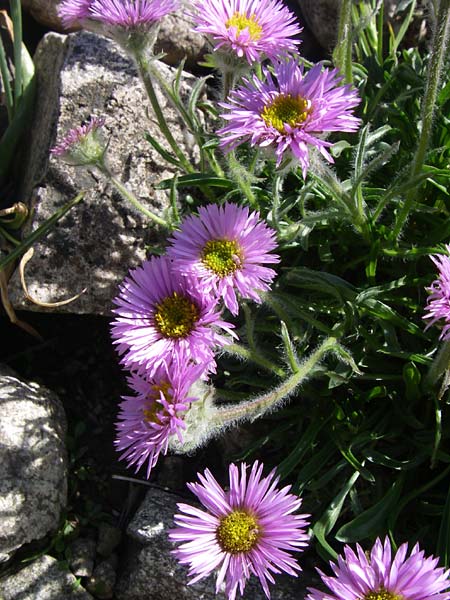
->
[67, 537, 97, 577]
[0, 364, 67, 561]
[85, 559, 117, 599]
[97, 523, 122, 558]
[0, 555, 93, 599]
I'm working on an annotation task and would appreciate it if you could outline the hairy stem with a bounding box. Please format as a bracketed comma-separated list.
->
[213, 337, 337, 426]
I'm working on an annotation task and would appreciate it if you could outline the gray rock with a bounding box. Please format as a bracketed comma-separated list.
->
[21, 0, 207, 68]
[154, 2, 209, 68]
[0, 554, 93, 599]
[86, 558, 117, 599]
[115, 487, 314, 600]
[97, 523, 122, 558]
[8, 31, 201, 316]
[67, 537, 97, 577]
[0, 364, 67, 561]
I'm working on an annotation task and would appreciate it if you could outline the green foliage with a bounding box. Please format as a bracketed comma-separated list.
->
[156, 0, 450, 564]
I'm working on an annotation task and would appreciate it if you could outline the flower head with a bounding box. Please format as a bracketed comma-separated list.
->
[51, 116, 106, 166]
[423, 245, 450, 340]
[191, 0, 301, 64]
[88, 0, 178, 29]
[218, 60, 361, 177]
[170, 461, 310, 600]
[111, 255, 235, 376]
[307, 537, 450, 600]
[115, 359, 204, 478]
[58, 0, 178, 50]
[168, 203, 279, 315]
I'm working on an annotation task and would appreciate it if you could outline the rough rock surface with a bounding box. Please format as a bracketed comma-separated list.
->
[9, 31, 201, 315]
[0, 364, 67, 562]
[0, 554, 93, 599]
[115, 487, 316, 600]
[21, 0, 207, 68]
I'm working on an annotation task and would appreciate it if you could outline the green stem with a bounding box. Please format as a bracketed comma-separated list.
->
[222, 343, 286, 378]
[393, 0, 450, 239]
[333, 0, 353, 84]
[99, 165, 168, 228]
[0, 36, 13, 122]
[222, 70, 236, 101]
[10, 0, 23, 113]
[213, 337, 337, 425]
[227, 151, 258, 208]
[133, 49, 194, 174]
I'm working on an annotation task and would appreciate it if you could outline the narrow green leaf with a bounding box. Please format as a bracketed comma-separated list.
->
[144, 131, 182, 168]
[313, 471, 360, 559]
[156, 173, 234, 190]
[336, 475, 404, 542]
[277, 418, 330, 479]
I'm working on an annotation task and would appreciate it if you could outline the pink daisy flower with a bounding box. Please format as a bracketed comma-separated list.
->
[58, 0, 177, 35]
[423, 245, 450, 340]
[51, 116, 106, 166]
[307, 537, 450, 600]
[218, 60, 361, 178]
[167, 203, 279, 315]
[88, 0, 178, 28]
[115, 360, 204, 478]
[111, 256, 235, 376]
[191, 0, 301, 64]
[170, 461, 310, 600]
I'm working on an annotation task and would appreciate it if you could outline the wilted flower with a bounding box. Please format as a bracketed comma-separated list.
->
[168, 202, 279, 315]
[170, 461, 310, 600]
[219, 60, 361, 177]
[115, 360, 204, 478]
[111, 255, 235, 376]
[58, 0, 178, 51]
[191, 0, 301, 65]
[307, 537, 450, 600]
[51, 116, 106, 166]
[423, 245, 450, 340]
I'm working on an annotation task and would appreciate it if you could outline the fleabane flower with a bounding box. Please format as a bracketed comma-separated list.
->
[170, 461, 310, 600]
[58, 0, 178, 51]
[191, 0, 301, 65]
[218, 60, 361, 178]
[111, 255, 236, 377]
[57, 0, 92, 29]
[115, 360, 204, 478]
[307, 537, 450, 600]
[168, 203, 279, 315]
[423, 245, 450, 340]
[51, 116, 106, 166]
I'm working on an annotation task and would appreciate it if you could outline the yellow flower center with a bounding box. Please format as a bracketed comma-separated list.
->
[225, 12, 263, 40]
[216, 510, 260, 554]
[261, 94, 311, 133]
[142, 381, 172, 424]
[363, 588, 402, 600]
[201, 239, 242, 277]
[154, 292, 198, 339]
